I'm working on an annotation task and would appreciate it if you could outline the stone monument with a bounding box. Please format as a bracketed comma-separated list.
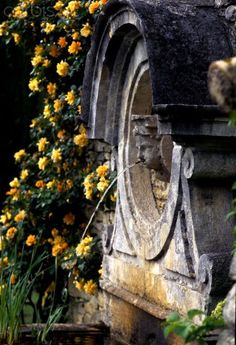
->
[81, 0, 236, 343]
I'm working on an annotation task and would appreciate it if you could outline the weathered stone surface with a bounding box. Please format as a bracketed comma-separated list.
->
[82, 0, 234, 137]
[81, 0, 236, 344]
[215, 0, 236, 7]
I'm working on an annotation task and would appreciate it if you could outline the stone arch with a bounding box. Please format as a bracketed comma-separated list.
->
[82, 2, 185, 260]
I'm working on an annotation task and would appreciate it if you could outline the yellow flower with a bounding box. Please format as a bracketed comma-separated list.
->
[52, 242, 68, 256]
[34, 45, 44, 55]
[67, 0, 81, 12]
[43, 104, 51, 118]
[73, 133, 88, 148]
[43, 59, 51, 68]
[9, 177, 20, 188]
[3, 257, 8, 266]
[63, 212, 75, 225]
[75, 236, 93, 257]
[38, 157, 48, 170]
[47, 82, 57, 97]
[14, 210, 26, 222]
[68, 41, 82, 54]
[77, 105, 81, 113]
[31, 55, 43, 67]
[83, 280, 97, 295]
[14, 149, 26, 162]
[49, 45, 60, 58]
[58, 36, 67, 48]
[20, 169, 29, 180]
[72, 32, 79, 40]
[6, 188, 19, 200]
[12, 33, 21, 45]
[65, 90, 76, 105]
[49, 116, 58, 125]
[74, 279, 85, 291]
[98, 265, 103, 276]
[80, 23, 92, 37]
[100, 0, 108, 4]
[79, 124, 87, 134]
[47, 180, 56, 189]
[54, 99, 63, 112]
[29, 78, 40, 92]
[42, 22, 56, 34]
[0, 215, 7, 224]
[96, 165, 108, 177]
[12, 6, 27, 19]
[10, 274, 17, 285]
[0, 22, 8, 36]
[97, 177, 109, 192]
[54, 1, 64, 10]
[6, 227, 17, 240]
[56, 60, 69, 77]
[85, 188, 93, 200]
[83, 236, 93, 244]
[51, 228, 59, 237]
[35, 180, 45, 188]
[52, 238, 68, 256]
[26, 234, 37, 246]
[57, 130, 66, 140]
[88, 1, 100, 14]
[83, 173, 95, 200]
[37, 137, 49, 152]
[51, 148, 62, 163]
[30, 118, 38, 128]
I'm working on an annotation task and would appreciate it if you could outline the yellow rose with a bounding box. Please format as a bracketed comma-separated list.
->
[56, 60, 69, 77]
[68, 41, 82, 54]
[28, 78, 40, 92]
[26, 234, 37, 246]
[6, 227, 17, 240]
[80, 23, 92, 38]
[51, 148, 62, 163]
[14, 210, 26, 222]
[88, 1, 100, 14]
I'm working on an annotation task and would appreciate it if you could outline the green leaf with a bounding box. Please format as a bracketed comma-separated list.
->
[166, 311, 181, 322]
[163, 324, 178, 338]
[187, 309, 204, 320]
[174, 323, 192, 339]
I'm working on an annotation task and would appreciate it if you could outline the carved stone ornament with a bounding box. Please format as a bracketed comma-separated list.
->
[131, 114, 173, 181]
[81, 0, 236, 339]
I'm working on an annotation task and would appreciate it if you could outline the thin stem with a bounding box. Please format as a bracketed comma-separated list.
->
[81, 162, 137, 240]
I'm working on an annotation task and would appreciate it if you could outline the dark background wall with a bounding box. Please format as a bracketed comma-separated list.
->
[0, 0, 36, 202]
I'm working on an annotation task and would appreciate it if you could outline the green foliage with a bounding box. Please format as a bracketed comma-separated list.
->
[164, 302, 226, 345]
[0, 245, 47, 344]
[37, 306, 64, 344]
[0, 0, 114, 326]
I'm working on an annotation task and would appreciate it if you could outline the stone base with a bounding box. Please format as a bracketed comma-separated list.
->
[103, 289, 187, 345]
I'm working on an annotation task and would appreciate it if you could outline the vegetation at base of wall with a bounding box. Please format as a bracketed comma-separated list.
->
[0, 0, 116, 326]
[164, 301, 226, 345]
[0, 244, 48, 344]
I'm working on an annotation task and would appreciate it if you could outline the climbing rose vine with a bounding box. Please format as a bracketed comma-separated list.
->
[0, 0, 116, 320]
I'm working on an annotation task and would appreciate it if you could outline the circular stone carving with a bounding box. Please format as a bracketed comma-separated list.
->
[82, 6, 181, 260]
[115, 34, 179, 260]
